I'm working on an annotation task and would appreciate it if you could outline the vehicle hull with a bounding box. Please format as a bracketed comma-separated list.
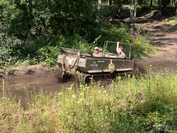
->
[57, 54, 134, 74]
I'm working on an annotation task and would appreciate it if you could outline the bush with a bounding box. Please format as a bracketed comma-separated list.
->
[1, 22, 154, 66]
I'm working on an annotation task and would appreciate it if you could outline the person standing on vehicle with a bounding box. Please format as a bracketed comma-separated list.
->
[116, 42, 126, 58]
[93, 47, 102, 57]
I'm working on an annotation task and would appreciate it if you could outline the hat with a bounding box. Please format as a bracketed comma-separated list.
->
[94, 47, 99, 50]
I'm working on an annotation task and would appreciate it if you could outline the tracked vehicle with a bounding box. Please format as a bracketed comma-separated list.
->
[57, 41, 136, 83]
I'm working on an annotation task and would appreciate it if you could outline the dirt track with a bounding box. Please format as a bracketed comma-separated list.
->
[117, 13, 177, 73]
[0, 16, 177, 107]
[135, 15, 177, 74]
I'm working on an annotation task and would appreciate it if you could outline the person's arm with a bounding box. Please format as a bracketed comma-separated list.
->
[116, 42, 120, 54]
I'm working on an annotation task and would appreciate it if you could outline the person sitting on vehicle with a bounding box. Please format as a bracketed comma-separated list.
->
[93, 47, 102, 57]
[116, 42, 126, 58]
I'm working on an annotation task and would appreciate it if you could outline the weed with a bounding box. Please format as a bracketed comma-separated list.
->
[1, 73, 177, 132]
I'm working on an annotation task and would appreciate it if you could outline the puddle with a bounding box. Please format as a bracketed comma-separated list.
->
[1, 61, 177, 109]
[139, 61, 177, 74]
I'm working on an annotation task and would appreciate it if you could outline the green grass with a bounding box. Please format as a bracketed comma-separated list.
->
[1, 73, 177, 132]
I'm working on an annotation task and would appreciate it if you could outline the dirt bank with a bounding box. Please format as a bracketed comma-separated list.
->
[135, 15, 177, 74]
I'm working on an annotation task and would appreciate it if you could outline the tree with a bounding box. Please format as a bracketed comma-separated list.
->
[158, 0, 162, 15]
[0, 0, 98, 39]
[130, 0, 137, 25]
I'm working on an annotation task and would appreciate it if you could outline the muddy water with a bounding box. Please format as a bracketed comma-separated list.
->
[0, 72, 75, 108]
[139, 61, 177, 74]
[0, 61, 177, 108]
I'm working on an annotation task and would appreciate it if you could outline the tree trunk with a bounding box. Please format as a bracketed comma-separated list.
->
[130, 0, 134, 25]
[134, 0, 137, 18]
[158, 0, 162, 15]
[130, 0, 137, 25]
[98, 0, 101, 10]
[95, 0, 101, 23]
[150, 0, 153, 6]
[109, 0, 112, 10]
[175, 0, 177, 15]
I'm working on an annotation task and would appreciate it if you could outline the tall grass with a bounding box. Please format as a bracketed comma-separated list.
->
[1, 73, 177, 132]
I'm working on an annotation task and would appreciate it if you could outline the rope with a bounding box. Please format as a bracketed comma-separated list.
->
[108, 59, 115, 73]
[62, 54, 67, 71]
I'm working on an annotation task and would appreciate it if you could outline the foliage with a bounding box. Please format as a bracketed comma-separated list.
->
[97, 24, 131, 43]
[131, 34, 154, 59]
[1, 73, 177, 132]
[2, 0, 173, 66]
[0, 19, 154, 66]
[0, 25, 23, 65]
[0, 0, 98, 37]
[0, 0, 98, 65]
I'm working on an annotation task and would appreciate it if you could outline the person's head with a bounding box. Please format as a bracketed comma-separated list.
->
[94, 47, 100, 54]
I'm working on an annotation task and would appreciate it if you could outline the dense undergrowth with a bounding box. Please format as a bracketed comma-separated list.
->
[1, 3, 176, 68]
[0, 23, 154, 68]
[1, 73, 177, 132]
